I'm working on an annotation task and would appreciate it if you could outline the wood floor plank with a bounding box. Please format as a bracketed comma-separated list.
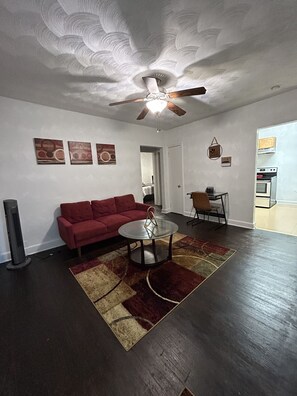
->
[0, 214, 297, 395]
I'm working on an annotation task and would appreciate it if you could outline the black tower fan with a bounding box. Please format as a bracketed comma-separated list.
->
[3, 199, 31, 270]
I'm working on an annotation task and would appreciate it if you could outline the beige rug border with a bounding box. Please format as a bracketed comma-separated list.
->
[69, 236, 236, 351]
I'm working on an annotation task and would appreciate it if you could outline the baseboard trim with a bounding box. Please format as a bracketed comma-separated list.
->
[0, 238, 64, 264]
[184, 211, 254, 229]
[228, 219, 254, 229]
[161, 208, 171, 214]
[184, 210, 195, 218]
[276, 200, 297, 205]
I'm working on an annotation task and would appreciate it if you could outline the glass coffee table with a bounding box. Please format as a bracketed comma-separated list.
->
[118, 219, 178, 266]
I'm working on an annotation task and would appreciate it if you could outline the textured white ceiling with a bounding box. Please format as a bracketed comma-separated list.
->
[0, 0, 297, 130]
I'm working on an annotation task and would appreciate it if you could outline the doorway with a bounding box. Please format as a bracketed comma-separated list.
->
[140, 146, 162, 211]
[168, 145, 184, 215]
[255, 120, 297, 236]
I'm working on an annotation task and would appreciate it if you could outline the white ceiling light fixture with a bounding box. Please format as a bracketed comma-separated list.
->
[146, 98, 167, 114]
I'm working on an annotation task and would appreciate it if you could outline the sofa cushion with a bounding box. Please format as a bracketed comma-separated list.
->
[61, 201, 93, 224]
[96, 214, 130, 233]
[114, 194, 136, 213]
[72, 220, 107, 242]
[92, 198, 117, 218]
[121, 210, 147, 221]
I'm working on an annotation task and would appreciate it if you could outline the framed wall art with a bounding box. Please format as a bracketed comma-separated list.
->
[34, 138, 65, 164]
[221, 156, 232, 167]
[96, 144, 116, 165]
[68, 141, 93, 164]
[207, 137, 223, 160]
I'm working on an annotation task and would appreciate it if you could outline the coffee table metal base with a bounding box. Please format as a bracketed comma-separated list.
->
[127, 235, 173, 267]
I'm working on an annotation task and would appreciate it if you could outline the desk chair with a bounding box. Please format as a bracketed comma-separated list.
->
[191, 192, 222, 226]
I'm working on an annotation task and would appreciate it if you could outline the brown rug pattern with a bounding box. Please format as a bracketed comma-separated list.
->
[70, 233, 236, 350]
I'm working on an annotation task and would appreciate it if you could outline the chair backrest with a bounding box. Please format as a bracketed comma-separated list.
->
[192, 192, 212, 211]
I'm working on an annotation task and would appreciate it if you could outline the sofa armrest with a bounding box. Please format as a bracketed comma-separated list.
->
[135, 202, 153, 212]
[57, 216, 76, 249]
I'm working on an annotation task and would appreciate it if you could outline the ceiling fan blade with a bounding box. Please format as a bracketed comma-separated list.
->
[142, 77, 160, 93]
[109, 98, 145, 106]
[168, 87, 206, 99]
[137, 107, 149, 120]
[167, 101, 186, 116]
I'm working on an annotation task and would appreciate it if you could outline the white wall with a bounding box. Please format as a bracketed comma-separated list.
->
[140, 152, 153, 184]
[257, 121, 297, 204]
[2, 88, 297, 263]
[0, 97, 164, 263]
[164, 89, 297, 228]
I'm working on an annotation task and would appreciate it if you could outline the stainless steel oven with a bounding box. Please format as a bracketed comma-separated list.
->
[255, 167, 277, 208]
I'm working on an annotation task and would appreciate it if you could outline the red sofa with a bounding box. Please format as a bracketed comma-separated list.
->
[57, 194, 151, 255]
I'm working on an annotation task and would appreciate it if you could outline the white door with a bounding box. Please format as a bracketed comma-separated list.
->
[168, 145, 183, 214]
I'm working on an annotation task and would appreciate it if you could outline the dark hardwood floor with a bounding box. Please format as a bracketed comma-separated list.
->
[1, 213, 297, 396]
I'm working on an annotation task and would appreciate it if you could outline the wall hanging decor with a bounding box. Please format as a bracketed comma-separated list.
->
[96, 144, 116, 165]
[221, 156, 232, 167]
[34, 138, 65, 164]
[68, 141, 93, 164]
[207, 137, 223, 160]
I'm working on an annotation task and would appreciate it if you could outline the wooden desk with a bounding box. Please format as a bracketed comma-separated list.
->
[187, 192, 228, 226]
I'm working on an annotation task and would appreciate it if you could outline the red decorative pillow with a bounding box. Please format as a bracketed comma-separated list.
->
[91, 198, 117, 218]
[114, 194, 136, 213]
[60, 201, 93, 224]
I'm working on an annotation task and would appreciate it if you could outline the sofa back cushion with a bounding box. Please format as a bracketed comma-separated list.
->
[115, 194, 136, 213]
[91, 198, 117, 218]
[60, 201, 93, 224]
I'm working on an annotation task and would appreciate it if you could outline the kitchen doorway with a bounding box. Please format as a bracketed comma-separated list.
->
[140, 146, 163, 213]
[255, 120, 297, 237]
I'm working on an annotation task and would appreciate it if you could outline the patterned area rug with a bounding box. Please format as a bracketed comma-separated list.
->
[70, 233, 236, 351]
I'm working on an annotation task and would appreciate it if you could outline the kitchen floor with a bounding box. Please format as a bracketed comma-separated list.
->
[255, 203, 297, 236]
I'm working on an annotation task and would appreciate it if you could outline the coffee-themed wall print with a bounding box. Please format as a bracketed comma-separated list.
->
[34, 138, 65, 164]
[96, 144, 116, 165]
[68, 141, 93, 164]
[207, 137, 223, 160]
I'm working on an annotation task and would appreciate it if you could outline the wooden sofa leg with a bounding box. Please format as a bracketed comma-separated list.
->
[78, 247, 81, 257]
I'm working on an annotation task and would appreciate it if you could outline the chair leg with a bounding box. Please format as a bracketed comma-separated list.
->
[77, 247, 81, 257]
[192, 210, 203, 226]
[188, 209, 198, 224]
[187, 206, 195, 224]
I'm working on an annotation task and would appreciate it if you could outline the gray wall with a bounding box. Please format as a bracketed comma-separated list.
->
[164, 88, 297, 228]
[0, 97, 164, 263]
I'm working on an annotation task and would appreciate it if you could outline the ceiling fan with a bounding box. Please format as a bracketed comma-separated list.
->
[109, 76, 206, 120]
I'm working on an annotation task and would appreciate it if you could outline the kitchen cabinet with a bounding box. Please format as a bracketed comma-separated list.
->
[258, 137, 276, 154]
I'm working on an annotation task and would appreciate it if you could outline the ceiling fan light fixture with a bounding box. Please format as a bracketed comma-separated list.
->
[146, 99, 167, 114]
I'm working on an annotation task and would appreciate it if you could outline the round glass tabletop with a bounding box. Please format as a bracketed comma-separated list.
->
[118, 219, 178, 240]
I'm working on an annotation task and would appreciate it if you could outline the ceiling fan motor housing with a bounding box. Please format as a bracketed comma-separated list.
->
[145, 92, 168, 102]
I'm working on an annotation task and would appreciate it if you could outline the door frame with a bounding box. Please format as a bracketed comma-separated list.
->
[167, 144, 185, 215]
[140, 145, 164, 208]
[152, 150, 162, 206]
